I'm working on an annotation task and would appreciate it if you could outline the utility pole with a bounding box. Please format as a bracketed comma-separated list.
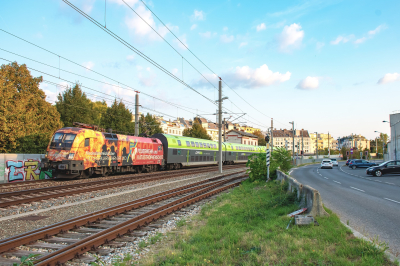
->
[328, 131, 330, 157]
[134, 91, 140, 136]
[223, 118, 226, 142]
[218, 78, 222, 174]
[271, 118, 274, 152]
[301, 130, 304, 161]
[289, 121, 295, 165]
[315, 132, 318, 159]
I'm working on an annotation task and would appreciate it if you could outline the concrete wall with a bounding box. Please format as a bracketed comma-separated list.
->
[0, 154, 53, 183]
[277, 170, 329, 217]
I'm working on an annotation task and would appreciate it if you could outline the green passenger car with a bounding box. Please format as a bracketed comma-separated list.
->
[152, 134, 264, 170]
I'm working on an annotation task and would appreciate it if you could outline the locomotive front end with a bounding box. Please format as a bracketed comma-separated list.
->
[40, 127, 85, 179]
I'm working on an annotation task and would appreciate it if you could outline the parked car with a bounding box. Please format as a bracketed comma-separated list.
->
[321, 159, 333, 169]
[348, 159, 377, 169]
[346, 159, 352, 166]
[331, 158, 338, 166]
[366, 161, 400, 176]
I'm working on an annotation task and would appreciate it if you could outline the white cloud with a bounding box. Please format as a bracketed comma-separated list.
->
[190, 24, 197, 30]
[192, 10, 205, 21]
[199, 31, 212, 38]
[316, 42, 325, 51]
[256, 23, 266, 32]
[126, 55, 135, 62]
[278, 23, 304, 51]
[82, 61, 94, 70]
[172, 68, 179, 76]
[239, 42, 248, 48]
[368, 24, 386, 35]
[330, 35, 354, 45]
[296, 76, 319, 90]
[211, 64, 291, 89]
[138, 70, 157, 87]
[378, 73, 400, 84]
[223, 26, 228, 31]
[220, 34, 234, 43]
[354, 37, 367, 44]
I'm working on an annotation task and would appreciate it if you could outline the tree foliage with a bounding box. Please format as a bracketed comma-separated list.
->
[246, 147, 292, 181]
[139, 113, 163, 137]
[253, 130, 266, 146]
[0, 62, 62, 153]
[182, 121, 212, 140]
[56, 83, 94, 127]
[102, 99, 135, 134]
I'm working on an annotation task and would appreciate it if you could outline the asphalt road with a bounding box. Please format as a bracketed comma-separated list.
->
[291, 162, 400, 257]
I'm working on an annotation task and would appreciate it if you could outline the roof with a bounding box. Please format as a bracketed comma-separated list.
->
[272, 129, 310, 138]
[207, 123, 218, 130]
[226, 130, 258, 138]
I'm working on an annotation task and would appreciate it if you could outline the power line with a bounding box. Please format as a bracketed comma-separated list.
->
[61, 0, 216, 106]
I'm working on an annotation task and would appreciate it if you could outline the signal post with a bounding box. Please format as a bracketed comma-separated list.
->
[265, 135, 270, 181]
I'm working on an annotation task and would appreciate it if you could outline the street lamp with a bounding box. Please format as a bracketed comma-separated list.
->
[314, 132, 318, 159]
[374, 131, 385, 160]
[289, 121, 295, 165]
[383, 120, 398, 160]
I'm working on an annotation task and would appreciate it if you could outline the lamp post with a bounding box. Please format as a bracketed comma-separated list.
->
[289, 121, 295, 165]
[314, 132, 318, 159]
[374, 131, 385, 160]
[383, 120, 398, 161]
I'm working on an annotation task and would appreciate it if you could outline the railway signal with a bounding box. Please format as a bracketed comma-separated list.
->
[265, 135, 270, 181]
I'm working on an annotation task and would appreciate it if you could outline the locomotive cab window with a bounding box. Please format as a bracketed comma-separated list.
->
[84, 138, 90, 147]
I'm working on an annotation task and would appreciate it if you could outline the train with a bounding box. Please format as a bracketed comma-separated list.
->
[40, 123, 265, 179]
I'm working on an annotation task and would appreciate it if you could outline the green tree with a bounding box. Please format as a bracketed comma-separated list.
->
[253, 130, 266, 146]
[0, 62, 63, 153]
[56, 83, 94, 127]
[139, 113, 163, 137]
[380, 133, 388, 144]
[102, 99, 135, 134]
[91, 100, 108, 127]
[182, 121, 212, 140]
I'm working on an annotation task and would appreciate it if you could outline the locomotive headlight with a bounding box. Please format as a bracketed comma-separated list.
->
[68, 153, 75, 159]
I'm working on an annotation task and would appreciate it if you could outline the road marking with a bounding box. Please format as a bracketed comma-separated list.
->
[384, 198, 400, 204]
[324, 177, 328, 179]
[333, 180, 341, 184]
[385, 182, 395, 185]
[350, 187, 365, 192]
[366, 178, 372, 180]
[375, 180, 382, 183]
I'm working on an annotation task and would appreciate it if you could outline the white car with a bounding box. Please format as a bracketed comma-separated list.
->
[321, 159, 333, 169]
[330, 158, 338, 166]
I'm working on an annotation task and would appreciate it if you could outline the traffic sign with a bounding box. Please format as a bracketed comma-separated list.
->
[350, 148, 353, 154]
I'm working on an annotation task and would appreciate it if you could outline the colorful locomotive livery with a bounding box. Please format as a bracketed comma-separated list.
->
[41, 124, 264, 179]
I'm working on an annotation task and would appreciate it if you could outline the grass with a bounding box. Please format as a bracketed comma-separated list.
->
[141, 180, 396, 266]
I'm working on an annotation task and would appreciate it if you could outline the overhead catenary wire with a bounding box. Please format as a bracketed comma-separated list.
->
[61, 0, 217, 106]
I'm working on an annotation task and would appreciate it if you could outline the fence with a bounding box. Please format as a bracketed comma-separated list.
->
[0, 154, 52, 183]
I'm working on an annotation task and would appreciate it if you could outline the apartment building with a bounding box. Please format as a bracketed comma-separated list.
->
[272, 129, 311, 154]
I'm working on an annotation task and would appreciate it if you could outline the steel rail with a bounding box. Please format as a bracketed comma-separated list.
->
[36, 176, 246, 265]
[0, 172, 246, 252]
[0, 166, 244, 208]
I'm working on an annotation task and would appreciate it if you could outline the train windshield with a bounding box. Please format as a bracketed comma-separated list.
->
[50, 133, 76, 150]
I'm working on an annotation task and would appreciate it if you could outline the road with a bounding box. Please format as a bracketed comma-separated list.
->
[291, 162, 400, 256]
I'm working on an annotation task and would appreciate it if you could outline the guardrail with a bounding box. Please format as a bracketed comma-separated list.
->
[276, 170, 329, 217]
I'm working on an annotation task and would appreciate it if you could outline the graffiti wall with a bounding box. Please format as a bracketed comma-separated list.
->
[0, 154, 52, 183]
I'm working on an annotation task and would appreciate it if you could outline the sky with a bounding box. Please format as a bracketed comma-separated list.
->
[1, 0, 399, 140]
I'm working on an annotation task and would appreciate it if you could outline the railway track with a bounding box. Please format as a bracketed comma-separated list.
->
[0, 164, 245, 193]
[0, 165, 245, 209]
[0, 172, 247, 265]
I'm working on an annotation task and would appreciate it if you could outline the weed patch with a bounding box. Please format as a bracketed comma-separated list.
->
[143, 180, 395, 266]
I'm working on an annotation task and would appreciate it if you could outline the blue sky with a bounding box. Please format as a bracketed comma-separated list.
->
[1, 0, 399, 139]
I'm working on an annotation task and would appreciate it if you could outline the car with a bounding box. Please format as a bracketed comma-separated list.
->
[321, 159, 333, 169]
[366, 160, 400, 177]
[348, 159, 378, 169]
[331, 158, 338, 166]
[346, 159, 352, 166]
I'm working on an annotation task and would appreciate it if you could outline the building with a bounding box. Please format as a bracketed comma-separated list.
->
[156, 117, 186, 136]
[337, 134, 370, 151]
[225, 130, 258, 145]
[388, 112, 400, 160]
[310, 133, 338, 153]
[272, 129, 311, 154]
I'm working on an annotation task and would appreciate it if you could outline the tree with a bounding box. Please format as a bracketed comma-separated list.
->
[253, 130, 266, 146]
[182, 121, 212, 140]
[139, 113, 163, 137]
[380, 133, 389, 144]
[56, 83, 94, 127]
[91, 100, 108, 127]
[0, 62, 62, 153]
[102, 99, 135, 134]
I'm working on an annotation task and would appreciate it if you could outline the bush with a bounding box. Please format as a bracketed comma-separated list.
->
[246, 147, 292, 181]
